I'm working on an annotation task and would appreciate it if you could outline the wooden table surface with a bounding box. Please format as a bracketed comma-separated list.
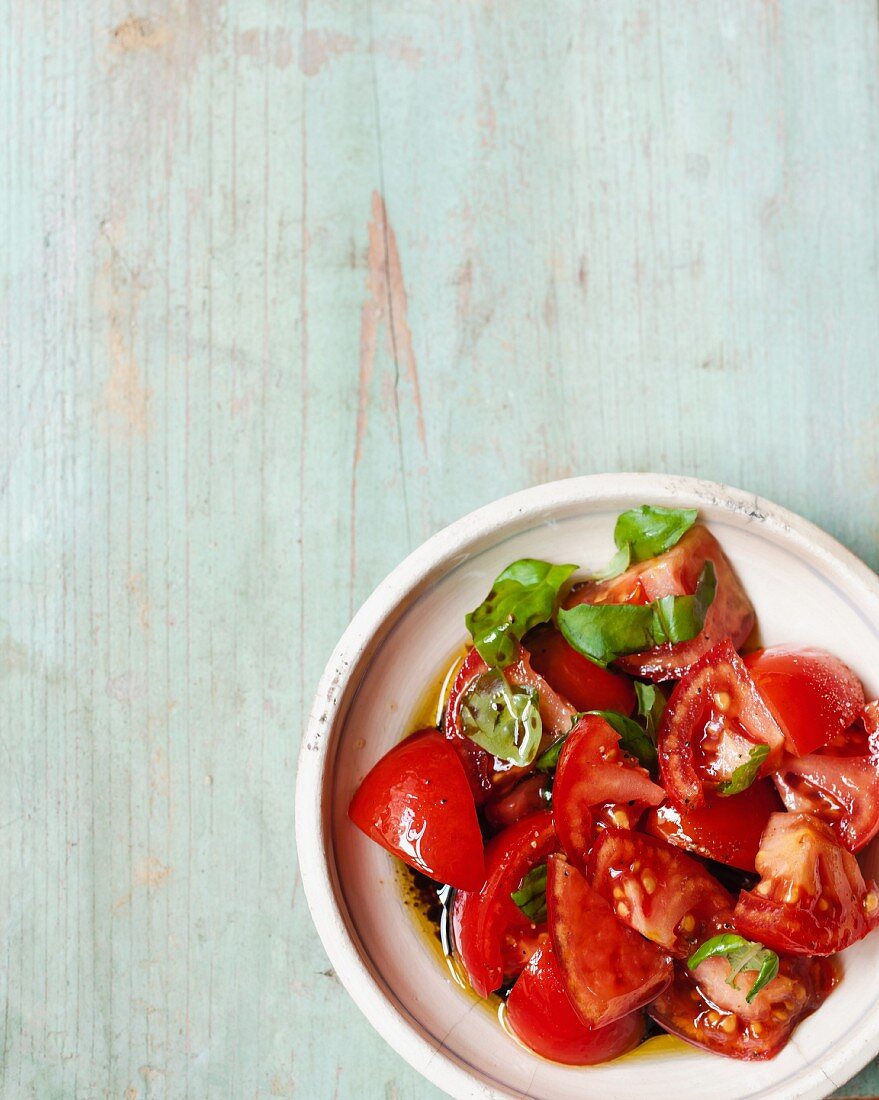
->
[4, 1, 879, 1097]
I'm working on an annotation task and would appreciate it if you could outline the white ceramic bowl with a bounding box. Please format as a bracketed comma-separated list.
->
[295, 473, 879, 1100]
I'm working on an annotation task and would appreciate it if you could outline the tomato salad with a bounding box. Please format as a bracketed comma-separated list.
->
[349, 506, 879, 1065]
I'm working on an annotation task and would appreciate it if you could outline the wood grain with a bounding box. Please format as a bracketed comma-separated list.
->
[2, 0, 878, 1096]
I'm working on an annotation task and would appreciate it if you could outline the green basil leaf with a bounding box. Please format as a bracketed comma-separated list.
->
[557, 603, 655, 668]
[465, 558, 578, 668]
[557, 561, 716, 668]
[534, 738, 566, 773]
[597, 505, 698, 579]
[589, 710, 658, 774]
[459, 669, 543, 767]
[651, 560, 717, 644]
[717, 743, 770, 797]
[510, 863, 547, 923]
[687, 933, 779, 1004]
[534, 711, 585, 773]
[634, 681, 667, 740]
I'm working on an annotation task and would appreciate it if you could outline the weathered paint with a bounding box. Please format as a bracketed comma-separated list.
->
[2, 0, 878, 1097]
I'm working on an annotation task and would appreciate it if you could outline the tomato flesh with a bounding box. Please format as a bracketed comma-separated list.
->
[452, 812, 556, 997]
[650, 956, 838, 1061]
[444, 648, 575, 803]
[484, 774, 551, 833]
[525, 626, 636, 714]
[349, 729, 485, 890]
[565, 526, 755, 681]
[658, 638, 785, 808]
[506, 944, 645, 1065]
[745, 646, 865, 757]
[645, 779, 782, 872]
[547, 854, 671, 1028]
[553, 713, 664, 870]
[734, 812, 879, 955]
[589, 828, 734, 958]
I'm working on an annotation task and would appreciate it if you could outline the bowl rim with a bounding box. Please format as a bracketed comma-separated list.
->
[294, 472, 879, 1100]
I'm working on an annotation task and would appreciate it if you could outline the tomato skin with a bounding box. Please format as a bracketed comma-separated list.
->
[745, 647, 866, 757]
[553, 714, 664, 870]
[644, 779, 782, 872]
[452, 812, 557, 998]
[734, 812, 879, 955]
[444, 648, 575, 804]
[565, 526, 755, 682]
[506, 945, 645, 1065]
[589, 829, 734, 958]
[547, 854, 672, 1028]
[349, 729, 485, 890]
[658, 638, 785, 808]
[649, 956, 839, 1061]
[525, 626, 636, 715]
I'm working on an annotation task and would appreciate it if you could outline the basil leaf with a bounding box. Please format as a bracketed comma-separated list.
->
[634, 681, 667, 740]
[652, 560, 717, 644]
[534, 711, 586, 773]
[687, 934, 780, 1004]
[557, 561, 716, 668]
[590, 710, 658, 774]
[459, 669, 543, 767]
[597, 505, 698, 579]
[510, 863, 547, 923]
[535, 736, 566, 773]
[717, 743, 770, 797]
[465, 558, 578, 668]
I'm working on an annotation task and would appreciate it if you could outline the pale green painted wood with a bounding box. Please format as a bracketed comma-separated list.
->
[2, 1, 879, 1097]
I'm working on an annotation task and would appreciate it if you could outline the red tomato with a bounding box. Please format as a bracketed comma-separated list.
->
[547, 854, 672, 1028]
[452, 812, 557, 997]
[649, 956, 838, 1061]
[866, 699, 879, 735]
[565, 526, 755, 681]
[589, 829, 734, 958]
[444, 648, 575, 803]
[484, 774, 550, 833]
[644, 779, 782, 871]
[744, 646, 865, 757]
[348, 729, 485, 890]
[553, 713, 664, 869]
[506, 944, 645, 1065]
[525, 626, 636, 714]
[658, 638, 785, 808]
[773, 721, 879, 853]
[734, 812, 879, 955]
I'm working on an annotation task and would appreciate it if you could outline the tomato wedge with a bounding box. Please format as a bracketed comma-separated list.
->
[547, 854, 671, 1028]
[645, 779, 782, 872]
[564, 526, 755, 681]
[506, 944, 645, 1064]
[444, 648, 575, 802]
[525, 626, 636, 714]
[745, 646, 865, 757]
[734, 812, 879, 955]
[348, 729, 485, 890]
[773, 720, 879, 853]
[658, 638, 785, 808]
[553, 713, 664, 869]
[589, 829, 734, 958]
[452, 812, 556, 997]
[649, 956, 838, 1061]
